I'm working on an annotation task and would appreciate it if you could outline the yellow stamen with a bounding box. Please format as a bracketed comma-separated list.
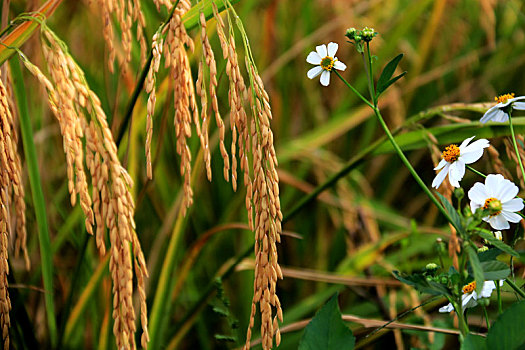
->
[483, 197, 502, 216]
[442, 144, 460, 162]
[462, 281, 476, 294]
[495, 93, 515, 104]
[320, 56, 335, 71]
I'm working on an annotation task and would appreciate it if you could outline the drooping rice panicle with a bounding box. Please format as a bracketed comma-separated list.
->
[21, 28, 149, 350]
[145, 31, 164, 179]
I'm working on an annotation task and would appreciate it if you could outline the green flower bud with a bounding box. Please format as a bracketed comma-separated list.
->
[435, 238, 447, 255]
[426, 263, 439, 271]
[478, 245, 489, 253]
[345, 27, 357, 40]
[361, 27, 377, 42]
[453, 187, 464, 201]
[477, 298, 490, 307]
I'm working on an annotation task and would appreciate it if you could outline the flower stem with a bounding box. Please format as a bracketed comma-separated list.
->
[508, 112, 525, 187]
[335, 72, 457, 230]
[483, 306, 491, 329]
[333, 70, 374, 109]
[466, 165, 486, 178]
[496, 282, 503, 314]
[366, 42, 377, 106]
[505, 278, 525, 298]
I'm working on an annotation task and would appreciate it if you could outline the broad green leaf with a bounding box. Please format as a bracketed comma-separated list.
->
[461, 334, 487, 350]
[376, 53, 404, 97]
[466, 245, 484, 294]
[435, 192, 464, 234]
[298, 293, 355, 350]
[486, 301, 525, 350]
[478, 248, 503, 262]
[476, 230, 519, 258]
[480, 260, 510, 281]
[393, 271, 450, 296]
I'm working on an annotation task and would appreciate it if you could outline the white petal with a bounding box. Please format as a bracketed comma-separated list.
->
[479, 281, 496, 298]
[485, 174, 505, 198]
[509, 96, 525, 103]
[459, 136, 476, 149]
[494, 110, 509, 122]
[448, 161, 463, 187]
[434, 159, 448, 170]
[502, 198, 524, 212]
[462, 293, 477, 309]
[468, 182, 489, 205]
[316, 44, 327, 58]
[306, 51, 322, 65]
[512, 102, 525, 110]
[327, 42, 338, 57]
[496, 180, 519, 202]
[333, 60, 347, 71]
[488, 214, 510, 230]
[320, 70, 331, 86]
[480, 107, 500, 123]
[307, 66, 323, 79]
[432, 166, 449, 189]
[461, 138, 489, 154]
[439, 303, 454, 313]
[502, 211, 522, 223]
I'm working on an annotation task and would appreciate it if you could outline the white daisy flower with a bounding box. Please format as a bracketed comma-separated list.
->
[432, 136, 490, 189]
[468, 174, 524, 230]
[306, 42, 347, 86]
[439, 280, 503, 313]
[480, 93, 525, 123]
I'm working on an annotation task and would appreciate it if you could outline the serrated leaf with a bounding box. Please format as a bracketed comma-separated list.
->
[480, 260, 510, 281]
[376, 53, 404, 97]
[461, 334, 487, 350]
[393, 271, 450, 296]
[478, 248, 503, 262]
[299, 293, 355, 350]
[476, 230, 519, 257]
[466, 246, 484, 294]
[435, 192, 464, 233]
[486, 301, 525, 350]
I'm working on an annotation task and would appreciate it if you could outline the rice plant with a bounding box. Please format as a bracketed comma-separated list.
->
[1, 0, 525, 349]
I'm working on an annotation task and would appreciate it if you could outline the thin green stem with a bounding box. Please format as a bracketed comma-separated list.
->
[508, 112, 525, 185]
[505, 278, 525, 298]
[483, 306, 491, 329]
[335, 73, 456, 230]
[333, 70, 374, 109]
[466, 165, 486, 178]
[10, 57, 57, 347]
[496, 282, 503, 314]
[366, 42, 377, 106]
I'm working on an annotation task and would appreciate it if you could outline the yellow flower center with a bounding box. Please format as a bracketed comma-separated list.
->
[462, 281, 476, 294]
[442, 144, 460, 162]
[483, 197, 502, 216]
[495, 93, 515, 104]
[320, 56, 335, 71]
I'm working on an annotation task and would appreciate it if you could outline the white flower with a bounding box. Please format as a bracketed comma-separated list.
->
[439, 280, 503, 313]
[494, 231, 503, 240]
[480, 93, 525, 123]
[468, 174, 524, 230]
[432, 136, 490, 189]
[306, 42, 347, 86]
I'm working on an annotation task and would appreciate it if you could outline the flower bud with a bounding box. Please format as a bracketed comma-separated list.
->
[477, 298, 490, 307]
[478, 245, 489, 253]
[345, 27, 357, 40]
[361, 27, 377, 42]
[453, 187, 464, 201]
[435, 238, 447, 255]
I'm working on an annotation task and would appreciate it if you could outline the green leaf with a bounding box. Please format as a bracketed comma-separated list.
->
[435, 192, 464, 234]
[376, 72, 407, 99]
[480, 260, 510, 281]
[486, 301, 525, 350]
[478, 248, 503, 262]
[466, 245, 484, 294]
[299, 293, 355, 350]
[476, 230, 519, 257]
[461, 334, 487, 350]
[376, 53, 404, 97]
[393, 271, 450, 296]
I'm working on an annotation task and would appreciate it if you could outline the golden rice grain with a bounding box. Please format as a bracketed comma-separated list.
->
[22, 28, 149, 350]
